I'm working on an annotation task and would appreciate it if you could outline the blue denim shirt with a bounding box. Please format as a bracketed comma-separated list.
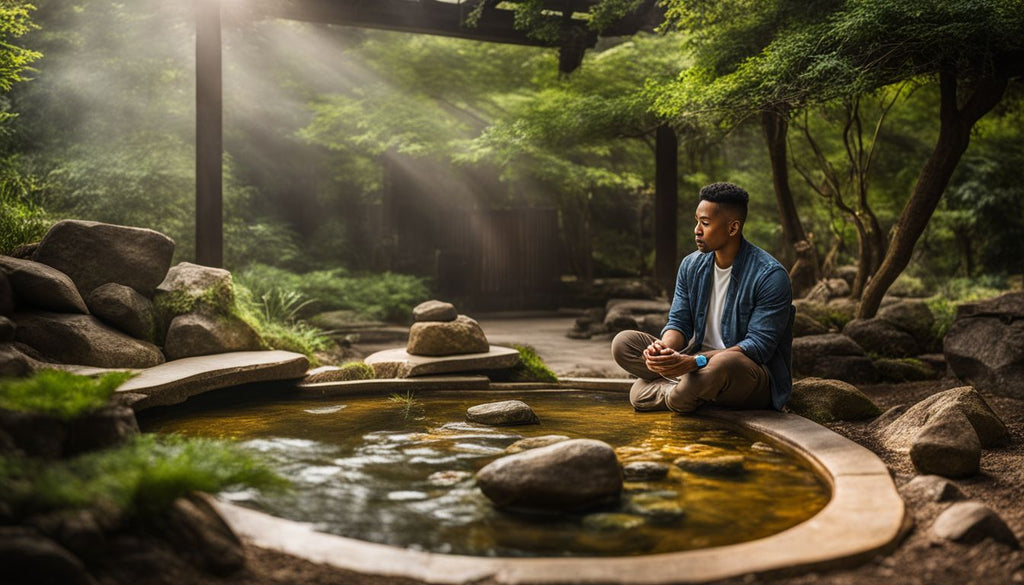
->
[662, 238, 794, 410]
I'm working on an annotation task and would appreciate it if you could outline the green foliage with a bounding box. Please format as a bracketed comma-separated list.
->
[0, 434, 287, 519]
[0, 370, 133, 420]
[235, 263, 430, 323]
[501, 344, 559, 383]
[387, 390, 418, 419]
[331, 361, 375, 381]
[0, 155, 49, 253]
[233, 284, 332, 363]
[925, 275, 1009, 339]
[0, 0, 40, 97]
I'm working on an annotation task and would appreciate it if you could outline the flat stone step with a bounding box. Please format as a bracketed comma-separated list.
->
[116, 350, 309, 411]
[297, 376, 491, 397]
[364, 345, 520, 378]
[559, 377, 632, 392]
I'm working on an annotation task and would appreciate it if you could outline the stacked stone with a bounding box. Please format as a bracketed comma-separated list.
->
[406, 300, 489, 356]
[0, 220, 264, 376]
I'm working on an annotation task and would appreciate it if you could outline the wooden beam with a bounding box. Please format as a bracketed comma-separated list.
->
[654, 124, 678, 293]
[196, 0, 224, 268]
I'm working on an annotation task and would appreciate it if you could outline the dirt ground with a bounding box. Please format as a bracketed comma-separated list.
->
[222, 317, 1024, 585]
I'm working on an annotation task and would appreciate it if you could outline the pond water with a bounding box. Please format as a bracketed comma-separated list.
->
[141, 390, 829, 557]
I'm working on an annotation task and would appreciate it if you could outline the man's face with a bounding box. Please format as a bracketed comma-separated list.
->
[694, 200, 738, 253]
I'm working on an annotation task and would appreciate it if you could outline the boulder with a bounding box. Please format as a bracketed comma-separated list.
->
[466, 400, 539, 426]
[412, 300, 457, 322]
[0, 343, 40, 377]
[66, 406, 139, 456]
[842, 318, 919, 358]
[0, 316, 14, 343]
[85, 283, 157, 342]
[0, 408, 68, 458]
[13, 311, 164, 368]
[900, 475, 965, 504]
[162, 494, 245, 576]
[878, 386, 1010, 452]
[622, 461, 671, 482]
[603, 300, 670, 334]
[787, 377, 881, 423]
[878, 299, 937, 350]
[792, 333, 879, 383]
[803, 278, 851, 304]
[0, 526, 94, 585]
[793, 312, 828, 338]
[0, 406, 138, 458]
[407, 315, 488, 356]
[0, 256, 88, 314]
[0, 270, 12, 315]
[874, 358, 938, 382]
[909, 409, 981, 478]
[932, 502, 1020, 548]
[833, 265, 859, 288]
[32, 220, 174, 297]
[475, 439, 623, 512]
[163, 312, 263, 360]
[944, 291, 1024, 400]
[156, 262, 236, 316]
[505, 435, 569, 454]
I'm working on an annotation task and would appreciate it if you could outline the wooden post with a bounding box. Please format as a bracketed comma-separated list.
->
[196, 0, 223, 267]
[654, 125, 678, 293]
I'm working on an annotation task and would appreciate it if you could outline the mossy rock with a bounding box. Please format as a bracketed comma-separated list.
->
[303, 362, 375, 384]
[788, 377, 882, 424]
[874, 358, 938, 382]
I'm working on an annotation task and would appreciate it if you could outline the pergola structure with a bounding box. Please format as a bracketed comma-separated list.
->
[195, 0, 679, 288]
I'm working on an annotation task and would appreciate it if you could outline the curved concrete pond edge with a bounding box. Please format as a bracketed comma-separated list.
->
[205, 377, 907, 585]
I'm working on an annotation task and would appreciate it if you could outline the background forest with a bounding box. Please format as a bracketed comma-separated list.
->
[0, 0, 1021, 325]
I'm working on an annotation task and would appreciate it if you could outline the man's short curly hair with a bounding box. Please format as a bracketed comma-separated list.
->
[699, 182, 749, 223]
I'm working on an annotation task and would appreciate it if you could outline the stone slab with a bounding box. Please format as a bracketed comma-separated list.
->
[297, 376, 492, 397]
[212, 405, 904, 584]
[558, 377, 632, 392]
[365, 345, 519, 378]
[116, 350, 308, 411]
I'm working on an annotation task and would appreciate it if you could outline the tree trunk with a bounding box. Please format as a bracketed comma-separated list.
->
[654, 125, 679, 294]
[857, 72, 1008, 318]
[763, 108, 819, 296]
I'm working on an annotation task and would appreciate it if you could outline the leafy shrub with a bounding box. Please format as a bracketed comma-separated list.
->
[233, 284, 333, 364]
[926, 275, 1010, 340]
[0, 157, 50, 254]
[235, 263, 431, 323]
[490, 344, 559, 383]
[0, 434, 286, 519]
[0, 370, 133, 420]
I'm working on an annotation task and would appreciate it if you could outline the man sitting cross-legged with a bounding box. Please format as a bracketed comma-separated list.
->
[612, 182, 794, 413]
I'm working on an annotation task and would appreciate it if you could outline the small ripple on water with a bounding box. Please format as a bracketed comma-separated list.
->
[304, 405, 348, 415]
[387, 490, 429, 501]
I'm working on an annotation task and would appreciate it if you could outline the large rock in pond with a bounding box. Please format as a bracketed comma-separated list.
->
[792, 333, 878, 383]
[944, 291, 1024, 400]
[878, 386, 1010, 452]
[0, 256, 88, 314]
[787, 377, 881, 423]
[475, 439, 622, 512]
[85, 283, 157, 342]
[466, 400, 539, 426]
[407, 315, 488, 356]
[13, 311, 164, 368]
[909, 409, 981, 478]
[842, 318, 919, 358]
[412, 300, 457, 323]
[32, 220, 174, 297]
[163, 312, 262, 360]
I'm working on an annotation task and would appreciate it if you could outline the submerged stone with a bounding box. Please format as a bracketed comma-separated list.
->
[622, 461, 671, 482]
[475, 438, 622, 512]
[505, 434, 569, 453]
[674, 454, 746, 477]
[466, 400, 539, 426]
[582, 513, 645, 532]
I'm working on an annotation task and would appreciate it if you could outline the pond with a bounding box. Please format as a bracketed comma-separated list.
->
[140, 389, 829, 558]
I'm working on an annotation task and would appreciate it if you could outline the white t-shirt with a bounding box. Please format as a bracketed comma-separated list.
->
[702, 262, 733, 350]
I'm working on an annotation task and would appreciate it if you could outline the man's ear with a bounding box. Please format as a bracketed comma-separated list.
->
[729, 220, 740, 236]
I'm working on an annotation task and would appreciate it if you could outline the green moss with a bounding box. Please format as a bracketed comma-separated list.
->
[334, 361, 375, 381]
[233, 284, 333, 365]
[492, 344, 559, 383]
[0, 434, 287, 519]
[0, 370, 134, 420]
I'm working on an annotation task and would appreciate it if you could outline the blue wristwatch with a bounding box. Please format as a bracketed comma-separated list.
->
[695, 354, 708, 368]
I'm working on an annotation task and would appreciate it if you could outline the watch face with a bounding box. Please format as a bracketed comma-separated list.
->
[696, 355, 708, 367]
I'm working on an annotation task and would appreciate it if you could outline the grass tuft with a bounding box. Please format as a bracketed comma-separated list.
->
[0, 434, 287, 519]
[0, 370, 134, 420]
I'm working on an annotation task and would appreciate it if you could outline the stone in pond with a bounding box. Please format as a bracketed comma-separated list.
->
[625, 492, 687, 524]
[475, 439, 622, 512]
[932, 502, 1020, 548]
[427, 470, 473, 486]
[582, 513, 645, 532]
[412, 300, 457, 323]
[466, 400, 539, 426]
[673, 454, 746, 477]
[505, 434, 569, 453]
[407, 315, 488, 356]
[622, 461, 671, 482]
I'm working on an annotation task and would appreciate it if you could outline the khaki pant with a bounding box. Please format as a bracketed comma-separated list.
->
[611, 330, 771, 413]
